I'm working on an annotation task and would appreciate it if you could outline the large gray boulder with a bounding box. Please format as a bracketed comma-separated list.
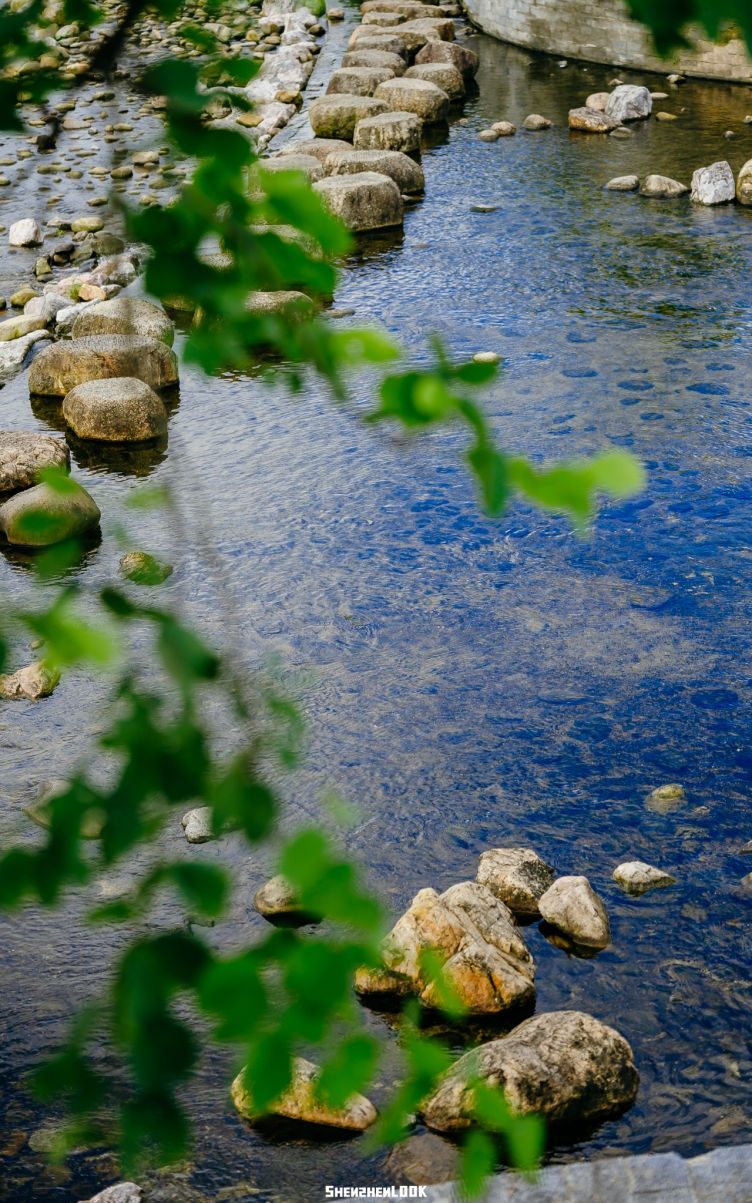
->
[275, 138, 352, 162]
[405, 62, 464, 99]
[0, 479, 100, 546]
[309, 94, 389, 140]
[569, 106, 620, 133]
[353, 110, 423, 152]
[326, 66, 396, 96]
[62, 378, 168, 443]
[737, 157, 752, 204]
[355, 881, 535, 1014]
[476, 847, 555, 916]
[640, 174, 688, 197]
[414, 39, 479, 77]
[0, 431, 69, 493]
[71, 298, 174, 347]
[232, 1056, 377, 1130]
[538, 875, 611, 949]
[347, 29, 408, 56]
[28, 336, 179, 396]
[341, 49, 407, 75]
[421, 1011, 639, 1130]
[691, 160, 735, 204]
[374, 77, 449, 122]
[324, 148, 424, 193]
[604, 84, 652, 122]
[314, 171, 404, 231]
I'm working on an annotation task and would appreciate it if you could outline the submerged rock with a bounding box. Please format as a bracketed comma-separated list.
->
[374, 77, 449, 122]
[355, 880, 535, 1014]
[0, 660, 60, 700]
[353, 110, 423, 152]
[606, 175, 640, 191]
[414, 39, 478, 77]
[736, 158, 752, 204]
[645, 782, 686, 813]
[0, 431, 69, 493]
[325, 148, 424, 193]
[613, 861, 677, 894]
[476, 847, 555, 916]
[691, 160, 735, 205]
[421, 1011, 639, 1130]
[29, 335, 179, 396]
[246, 291, 315, 319]
[385, 1132, 458, 1184]
[405, 62, 464, 99]
[568, 107, 619, 133]
[71, 298, 174, 347]
[523, 113, 552, 130]
[0, 480, 100, 547]
[182, 807, 214, 844]
[119, 550, 173, 585]
[605, 84, 651, 122]
[62, 378, 168, 443]
[538, 875, 611, 949]
[314, 171, 404, 231]
[309, 94, 389, 139]
[232, 1057, 377, 1129]
[492, 121, 516, 136]
[640, 175, 688, 198]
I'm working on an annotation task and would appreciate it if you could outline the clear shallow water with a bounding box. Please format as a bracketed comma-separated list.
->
[3, 27, 752, 1203]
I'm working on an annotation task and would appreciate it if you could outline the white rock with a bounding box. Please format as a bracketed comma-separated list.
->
[9, 217, 43, 246]
[181, 807, 214, 843]
[25, 293, 72, 321]
[538, 875, 611, 949]
[606, 175, 640, 191]
[640, 174, 688, 198]
[84, 1186, 143, 1203]
[0, 330, 51, 379]
[604, 84, 651, 122]
[613, 861, 677, 894]
[691, 160, 735, 205]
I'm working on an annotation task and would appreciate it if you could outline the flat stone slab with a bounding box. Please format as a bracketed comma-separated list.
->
[426, 1143, 752, 1202]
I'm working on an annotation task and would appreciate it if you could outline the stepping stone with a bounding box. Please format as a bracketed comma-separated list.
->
[374, 76, 450, 122]
[414, 39, 479, 77]
[309, 94, 389, 139]
[62, 377, 168, 442]
[314, 171, 404, 231]
[29, 335, 179, 396]
[326, 67, 397, 96]
[353, 110, 423, 152]
[405, 62, 464, 99]
[71, 298, 174, 346]
[324, 148, 424, 193]
[0, 479, 100, 546]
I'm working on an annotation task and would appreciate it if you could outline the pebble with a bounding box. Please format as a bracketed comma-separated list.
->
[181, 807, 214, 843]
[523, 113, 552, 129]
[613, 861, 677, 894]
[470, 203, 497, 212]
[655, 111, 678, 121]
[538, 875, 611, 949]
[253, 873, 317, 924]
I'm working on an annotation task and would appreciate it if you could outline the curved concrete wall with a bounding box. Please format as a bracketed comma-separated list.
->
[462, 0, 752, 82]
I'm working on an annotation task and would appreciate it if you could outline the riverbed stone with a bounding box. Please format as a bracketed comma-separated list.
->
[0, 330, 51, 379]
[83, 1186, 142, 1203]
[691, 160, 735, 204]
[640, 174, 689, 198]
[538, 875, 611, 949]
[585, 91, 610, 111]
[405, 62, 464, 99]
[645, 782, 686, 813]
[385, 1132, 458, 1185]
[476, 847, 556, 916]
[0, 660, 60, 700]
[395, 16, 455, 50]
[606, 174, 640, 190]
[568, 106, 619, 133]
[276, 138, 353, 162]
[325, 148, 424, 193]
[326, 66, 396, 96]
[0, 431, 69, 493]
[605, 84, 652, 122]
[737, 158, 752, 204]
[309, 94, 389, 139]
[0, 313, 48, 342]
[231, 1056, 377, 1129]
[353, 110, 423, 151]
[414, 39, 479, 77]
[492, 120, 516, 135]
[119, 550, 173, 585]
[613, 861, 677, 894]
[523, 113, 552, 129]
[9, 217, 42, 246]
[362, 9, 408, 24]
[0, 479, 100, 546]
[421, 1011, 639, 1130]
[314, 171, 404, 230]
[341, 49, 407, 75]
[246, 291, 315, 319]
[29, 336, 179, 396]
[182, 806, 214, 844]
[347, 29, 408, 57]
[374, 77, 449, 122]
[62, 378, 168, 443]
[262, 154, 324, 182]
[355, 880, 535, 1014]
[71, 298, 174, 347]
[253, 873, 321, 924]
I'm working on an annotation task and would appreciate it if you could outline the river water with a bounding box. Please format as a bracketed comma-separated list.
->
[2, 16, 752, 1203]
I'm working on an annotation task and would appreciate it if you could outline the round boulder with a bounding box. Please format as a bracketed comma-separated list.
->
[0, 431, 69, 493]
[309, 94, 389, 139]
[353, 110, 423, 152]
[62, 377, 168, 443]
[585, 91, 610, 111]
[538, 875, 611, 949]
[613, 861, 676, 895]
[421, 1011, 639, 1130]
[374, 77, 449, 122]
[606, 174, 640, 190]
[28, 335, 179, 397]
[405, 62, 464, 99]
[324, 148, 424, 193]
[523, 113, 552, 129]
[640, 174, 688, 198]
[313, 170, 404, 230]
[0, 479, 100, 547]
[71, 297, 174, 347]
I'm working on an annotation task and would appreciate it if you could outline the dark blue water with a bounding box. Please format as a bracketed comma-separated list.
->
[3, 23, 752, 1203]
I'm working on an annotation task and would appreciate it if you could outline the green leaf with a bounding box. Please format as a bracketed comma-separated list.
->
[155, 616, 220, 684]
[466, 444, 509, 517]
[199, 952, 268, 1040]
[244, 1032, 292, 1112]
[211, 753, 277, 841]
[418, 949, 467, 1019]
[459, 1128, 497, 1198]
[507, 450, 645, 526]
[318, 1035, 379, 1109]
